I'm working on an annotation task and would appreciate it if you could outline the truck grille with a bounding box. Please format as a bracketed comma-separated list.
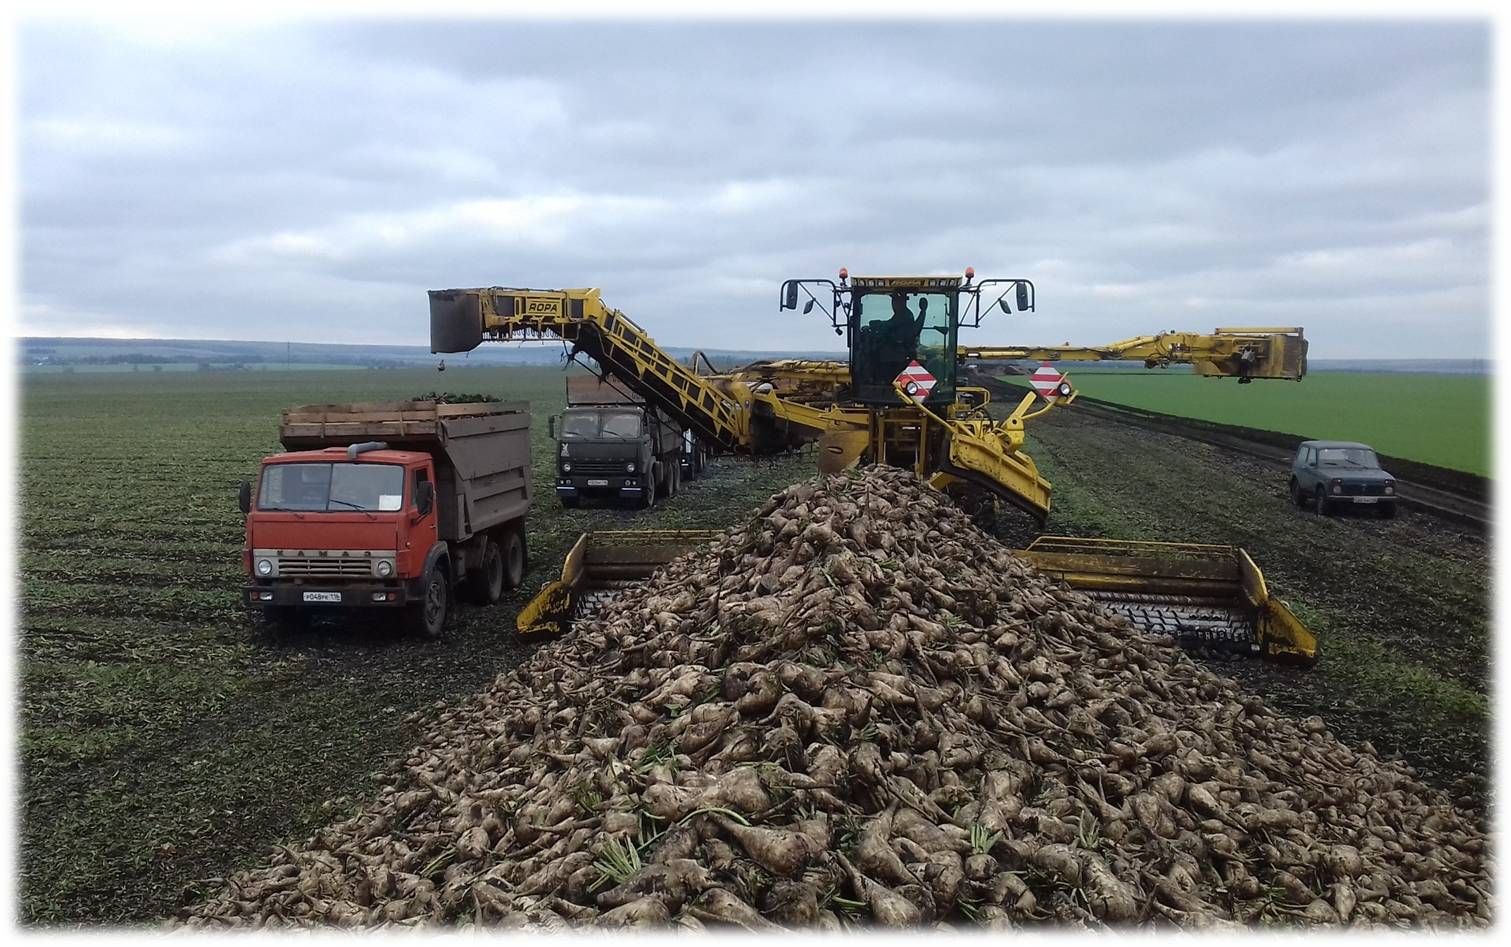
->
[277, 556, 372, 578]
[570, 461, 632, 476]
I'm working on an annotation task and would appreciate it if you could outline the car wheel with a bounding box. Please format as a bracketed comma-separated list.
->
[466, 538, 504, 605]
[1314, 486, 1330, 516]
[406, 563, 449, 639]
[500, 528, 526, 589]
[1289, 478, 1304, 507]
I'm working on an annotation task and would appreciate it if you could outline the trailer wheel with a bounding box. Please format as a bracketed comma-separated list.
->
[466, 538, 505, 605]
[500, 528, 526, 589]
[406, 562, 449, 639]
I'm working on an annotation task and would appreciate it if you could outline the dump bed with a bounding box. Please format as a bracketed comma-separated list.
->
[567, 375, 644, 406]
[279, 400, 531, 543]
[518, 530, 1317, 664]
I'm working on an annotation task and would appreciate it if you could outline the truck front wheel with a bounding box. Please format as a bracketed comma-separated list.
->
[501, 528, 526, 589]
[638, 468, 657, 509]
[466, 539, 504, 605]
[407, 563, 450, 639]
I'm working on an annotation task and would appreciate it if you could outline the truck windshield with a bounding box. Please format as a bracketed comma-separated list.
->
[560, 409, 642, 439]
[1317, 448, 1379, 468]
[258, 463, 405, 512]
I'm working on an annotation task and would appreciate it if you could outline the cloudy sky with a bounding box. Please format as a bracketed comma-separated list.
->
[18, 18, 1491, 357]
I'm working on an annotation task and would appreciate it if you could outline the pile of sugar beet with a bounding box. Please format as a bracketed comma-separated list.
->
[183, 467, 1491, 930]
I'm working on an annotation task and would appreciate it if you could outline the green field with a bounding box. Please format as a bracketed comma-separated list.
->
[19, 363, 1491, 924]
[1047, 371, 1490, 475]
[18, 365, 814, 924]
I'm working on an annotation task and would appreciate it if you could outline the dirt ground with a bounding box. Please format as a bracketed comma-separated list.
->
[1020, 406, 1491, 807]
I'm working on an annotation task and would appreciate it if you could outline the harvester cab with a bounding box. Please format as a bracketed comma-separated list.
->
[779, 268, 1034, 408]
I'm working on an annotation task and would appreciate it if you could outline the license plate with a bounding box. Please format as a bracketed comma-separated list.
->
[1354, 497, 1378, 504]
[587, 479, 609, 487]
[302, 591, 342, 603]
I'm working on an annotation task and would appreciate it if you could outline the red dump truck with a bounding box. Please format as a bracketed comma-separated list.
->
[238, 400, 531, 638]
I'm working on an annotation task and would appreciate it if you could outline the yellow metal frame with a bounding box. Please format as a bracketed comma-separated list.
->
[959, 327, 1307, 381]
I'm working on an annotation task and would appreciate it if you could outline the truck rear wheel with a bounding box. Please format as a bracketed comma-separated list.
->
[466, 538, 505, 605]
[668, 460, 680, 498]
[406, 563, 449, 639]
[501, 528, 526, 589]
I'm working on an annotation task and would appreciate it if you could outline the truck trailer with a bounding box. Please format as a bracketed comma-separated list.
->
[549, 375, 697, 509]
[239, 400, 531, 638]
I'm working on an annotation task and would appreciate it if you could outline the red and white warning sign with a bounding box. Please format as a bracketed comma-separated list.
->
[895, 360, 937, 402]
[1030, 362, 1072, 400]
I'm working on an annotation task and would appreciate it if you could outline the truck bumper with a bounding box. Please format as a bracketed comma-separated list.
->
[557, 476, 645, 499]
[243, 581, 417, 609]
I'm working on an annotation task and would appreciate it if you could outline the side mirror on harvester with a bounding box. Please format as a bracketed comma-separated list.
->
[1016, 281, 1031, 312]
[781, 280, 800, 311]
[416, 481, 434, 517]
[238, 480, 251, 514]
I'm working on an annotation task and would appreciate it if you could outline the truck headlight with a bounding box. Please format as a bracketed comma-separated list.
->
[374, 558, 395, 578]
[626, 461, 636, 474]
[562, 462, 572, 473]
[256, 558, 275, 577]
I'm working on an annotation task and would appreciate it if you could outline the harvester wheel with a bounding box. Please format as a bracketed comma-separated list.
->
[407, 563, 449, 639]
[500, 528, 526, 589]
[1315, 486, 1331, 516]
[466, 538, 504, 605]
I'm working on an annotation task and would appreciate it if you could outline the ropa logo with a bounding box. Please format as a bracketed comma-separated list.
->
[524, 299, 562, 315]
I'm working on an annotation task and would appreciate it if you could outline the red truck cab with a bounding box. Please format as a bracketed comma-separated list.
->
[242, 444, 442, 626]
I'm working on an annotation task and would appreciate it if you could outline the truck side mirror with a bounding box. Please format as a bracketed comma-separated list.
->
[1016, 281, 1031, 312]
[238, 480, 251, 514]
[548, 415, 557, 438]
[416, 481, 434, 517]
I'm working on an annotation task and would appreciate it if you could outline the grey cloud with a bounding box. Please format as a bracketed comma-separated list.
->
[19, 19, 1490, 356]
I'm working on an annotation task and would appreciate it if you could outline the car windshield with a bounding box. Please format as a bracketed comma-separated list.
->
[258, 462, 405, 512]
[1317, 447, 1379, 468]
[560, 409, 641, 438]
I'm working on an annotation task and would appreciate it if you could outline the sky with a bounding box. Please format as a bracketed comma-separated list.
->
[16, 18, 1492, 357]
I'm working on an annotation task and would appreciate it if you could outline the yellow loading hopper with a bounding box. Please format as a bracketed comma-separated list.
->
[517, 530, 721, 636]
[519, 531, 1317, 666]
[1019, 536, 1317, 664]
